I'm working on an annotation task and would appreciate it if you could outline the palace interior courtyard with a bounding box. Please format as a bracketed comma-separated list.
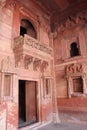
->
[0, 0, 87, 130]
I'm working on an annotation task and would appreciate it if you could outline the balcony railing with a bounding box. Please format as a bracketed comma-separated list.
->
[13, 34, 53, 56]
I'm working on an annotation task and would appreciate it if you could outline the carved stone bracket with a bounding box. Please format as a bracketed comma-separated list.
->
[33, 58, 41, 71]
[24, 55, 33, 69]
[13, 35, 51, 71]
[40, 61, 49, 72]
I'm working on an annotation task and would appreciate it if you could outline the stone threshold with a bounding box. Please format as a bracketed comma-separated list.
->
[18, 121, 52, 130]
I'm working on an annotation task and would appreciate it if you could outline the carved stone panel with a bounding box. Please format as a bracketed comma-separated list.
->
[1, 56, 15, 73]
[66, 63, 84, 76]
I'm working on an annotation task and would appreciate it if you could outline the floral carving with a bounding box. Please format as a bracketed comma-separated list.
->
[66, 63, 84, 75]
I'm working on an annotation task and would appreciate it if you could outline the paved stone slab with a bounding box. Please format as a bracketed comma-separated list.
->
[37, 123, 87, 130]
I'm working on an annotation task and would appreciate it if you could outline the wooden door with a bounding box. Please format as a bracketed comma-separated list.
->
[26, 81, 38, 123]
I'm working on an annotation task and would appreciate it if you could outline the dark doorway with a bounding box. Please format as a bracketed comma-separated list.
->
[20, 19, 37, 39]
[19, 80, 26, 124]
[70, 42, 79, 57]
[20, 26, 27, 36]
[19, 80, 38, 128]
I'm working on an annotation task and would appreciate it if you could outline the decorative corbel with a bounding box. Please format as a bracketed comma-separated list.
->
[40, 61, 49, 72]
[24, 55, 33, 69]
[33, 58, 41, 71]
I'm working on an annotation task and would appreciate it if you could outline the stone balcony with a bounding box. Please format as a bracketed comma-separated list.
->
[13, 34, 52, 57]
[13, 34, 53, 71]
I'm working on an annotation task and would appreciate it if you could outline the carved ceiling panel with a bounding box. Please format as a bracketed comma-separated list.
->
[18, 0, 87, 31]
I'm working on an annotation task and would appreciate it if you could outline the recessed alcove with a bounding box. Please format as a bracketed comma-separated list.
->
[20, 19, 37, 39]
[70, 42, 80, 57]
[66, 63, 87, 98]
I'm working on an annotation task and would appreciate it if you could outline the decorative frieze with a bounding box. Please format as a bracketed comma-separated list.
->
[66, 63, 84, 76]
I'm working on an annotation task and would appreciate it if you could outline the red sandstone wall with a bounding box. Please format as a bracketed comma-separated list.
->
[0, 103, 6, 130]
[54, 9, 87, 123]
[54, 17, 87, 98]
[55, 69, 68, 98]
[0, 4, 13, 54]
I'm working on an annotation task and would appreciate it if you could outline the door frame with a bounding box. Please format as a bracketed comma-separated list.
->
[18, 78, 41, 128]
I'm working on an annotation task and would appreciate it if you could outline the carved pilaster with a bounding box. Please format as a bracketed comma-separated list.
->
[67, 77, 73, 98]
[15, 52, 24, 68]
[82, 75, 87, 94]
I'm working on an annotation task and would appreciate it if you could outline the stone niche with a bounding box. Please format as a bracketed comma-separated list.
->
[66, 63, 87, 98]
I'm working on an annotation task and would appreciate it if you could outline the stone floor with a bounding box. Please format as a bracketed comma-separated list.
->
[58, 111, 87, 123]
[37, 122, 87, 130]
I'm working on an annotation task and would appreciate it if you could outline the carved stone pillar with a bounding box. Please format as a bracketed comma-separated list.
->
[67, 77, 73, 98]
